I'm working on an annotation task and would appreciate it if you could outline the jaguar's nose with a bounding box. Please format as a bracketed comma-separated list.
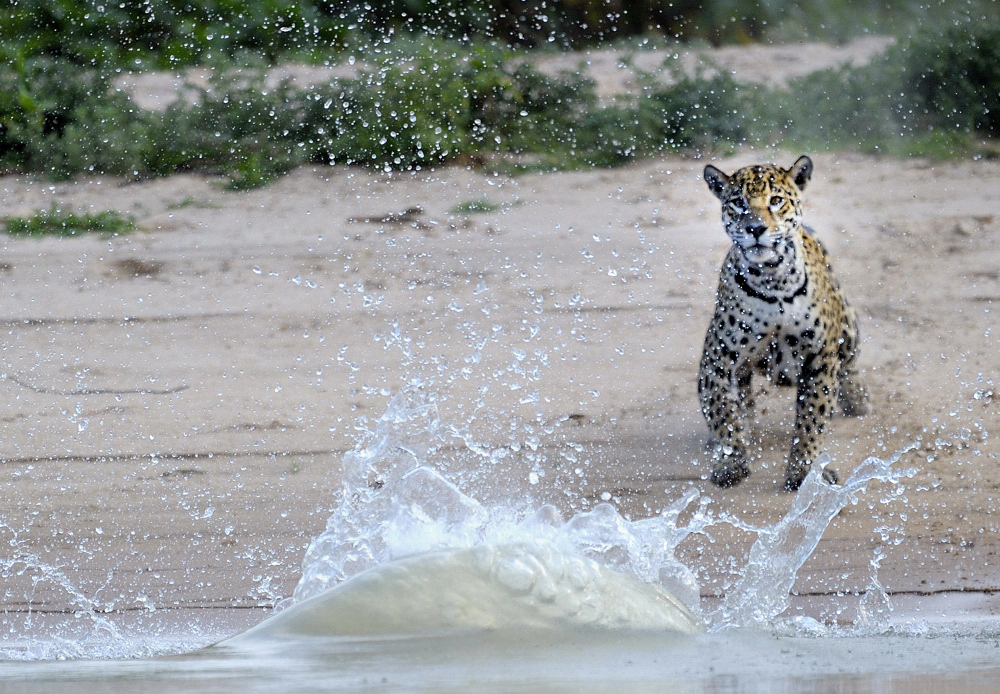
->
[745, 220, 768, 238]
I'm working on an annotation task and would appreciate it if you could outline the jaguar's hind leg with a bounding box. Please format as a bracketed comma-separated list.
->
[837, 366, 869, 417]
[785, 351, 840, 491]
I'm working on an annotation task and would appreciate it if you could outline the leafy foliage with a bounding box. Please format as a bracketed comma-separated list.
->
[3, 205, 136, 237]
[901, 24, 1000, 136]
[764, 21, 1000, 153]
[2, 0, 342, 68]
[767, 63, 905, 150]
[300, 44, 485, 169]
[450, 199, 501, 214]
[2, 25, 999, 185]
[4, 0, 997, 67]
[145, 71, 303, 185]
[0, 59, 150, 178]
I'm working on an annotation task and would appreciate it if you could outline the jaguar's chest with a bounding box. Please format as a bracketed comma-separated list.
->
[720, 279, 819, 343]
[715, 245, 828, 357]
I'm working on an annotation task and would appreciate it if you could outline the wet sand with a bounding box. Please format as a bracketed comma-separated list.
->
[1, 150, 998, 632]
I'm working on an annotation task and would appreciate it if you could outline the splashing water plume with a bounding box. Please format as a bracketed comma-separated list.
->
[281, 386, 917, 635]
[0, 527, 215, 660]
[710, 449, 917, 632]
[0, 384, 920, 658]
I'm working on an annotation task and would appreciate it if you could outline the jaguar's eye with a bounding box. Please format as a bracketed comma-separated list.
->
[728, 201, 746, 215]
[769, 196, 784, 209]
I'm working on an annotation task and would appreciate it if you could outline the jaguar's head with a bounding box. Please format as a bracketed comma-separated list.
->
[704, 156, 812, 264]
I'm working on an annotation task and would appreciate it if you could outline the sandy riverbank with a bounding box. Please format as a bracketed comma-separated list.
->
[1, 147, 998, 632]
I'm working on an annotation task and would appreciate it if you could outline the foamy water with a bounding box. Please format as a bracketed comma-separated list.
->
[3, 386, 917, 658]
[272, 386, 918, 636]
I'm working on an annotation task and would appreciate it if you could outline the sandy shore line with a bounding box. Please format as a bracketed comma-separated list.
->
[0, 150, 998, 633]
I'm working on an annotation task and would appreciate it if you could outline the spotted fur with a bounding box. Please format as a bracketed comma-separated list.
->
[699, 156, 869, 491]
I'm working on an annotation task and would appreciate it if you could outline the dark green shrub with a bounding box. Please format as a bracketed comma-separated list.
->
[450, 198, 501, 214]
[300, 53, 478, 168]
[299, 39, 598, 168]
[5, 27, 999, 184]
[640, 71, 751, 152]
[146, 71, 304, 186]
[901, 23, 1000, 135]
[3, 0, 999, 68]
[0, 58, 149, 178]
[486, 63, 597, 158]
[770, 62, 903, 150]
[567, 68, 754, 167]
[1, 0, 344, 68]
[573, 106, 651, 166]
[768, 22, 1000, 153]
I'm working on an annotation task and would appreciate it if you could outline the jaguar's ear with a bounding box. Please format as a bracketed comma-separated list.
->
[703, 165, 730, 200]
[788, 155, 813, 191]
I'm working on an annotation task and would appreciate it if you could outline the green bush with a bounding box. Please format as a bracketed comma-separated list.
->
[299, 40, 601, 169]
[450, 198, 501, 214]
[641, 71, 751, 151]
[300, 47, 482, 168]
[0, 58, 150, 178]
[901, 24, 1000, 135]
[8, 1, 996, 70]
[480, 62, 597, 156]
[146, 71, 303, 184]
[770, 63, 903, 150]
[1, 0, 344, 68]
[562, 71, 752, 167]
[3, 27, 999, 185]
[3, 205, 136, 237]
[768, 22, 1000, 153]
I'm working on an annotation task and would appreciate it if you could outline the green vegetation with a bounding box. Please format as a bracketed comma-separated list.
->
[451, 199, 501, 215]
[573, 69, 752, 167]
[0, 58, 150, 179]
[3, 1, 996, 65]
[1, 16, 998, 186]
[1, 1, 342, 69]
[761, 25, 1000, 156]
[904, 24, 1000, 136]
[3, 205, 136, 237]
[165, 197, 222, 210]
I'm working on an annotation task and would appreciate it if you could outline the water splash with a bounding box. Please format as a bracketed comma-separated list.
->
[0, 523, 216, 660]
[0, 385, 919, 658]
[239, 542, 703, 641]
[854, 546, 893, 635]
[288, 385, 918, 634]
[709, 449, 917, 631]
[288, 385, 713, 618]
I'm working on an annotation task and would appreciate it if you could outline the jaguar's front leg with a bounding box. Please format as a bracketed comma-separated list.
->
[737, 361, 754, 415]
[700, 347, 752, 488]
[785, 350, 839, 490]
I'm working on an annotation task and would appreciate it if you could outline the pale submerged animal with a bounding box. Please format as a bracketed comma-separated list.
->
[698, 156, 869, 491]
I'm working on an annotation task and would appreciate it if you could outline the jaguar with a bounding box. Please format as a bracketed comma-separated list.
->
[698, 155, 869, 491]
